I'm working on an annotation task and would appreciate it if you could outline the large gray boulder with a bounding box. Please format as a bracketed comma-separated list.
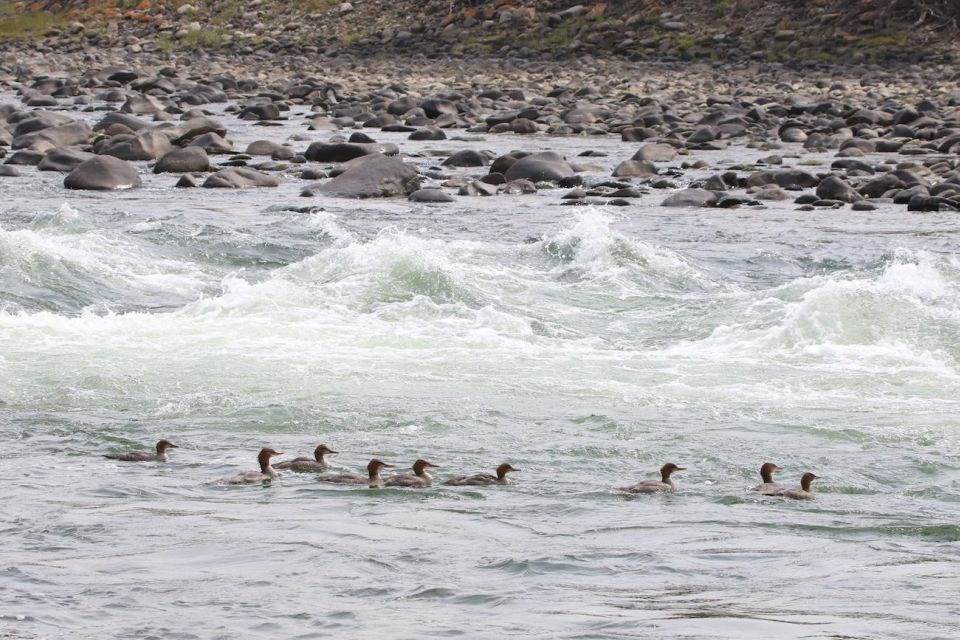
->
[816, 175, 863, 203]
[38, 148, 95, 172]
[631, 143, 678, 162]
[502, 151, 574, 182]
[302, 154, 419, 198]
[304, 142, 398, 162]
[64, 156, 141, 190]
[12, 121, 92, 151]
[153, 147, 210, 174]
[661, 188, 719, 208]
[202, 167, 279, 188]
[99, 130, 172, 161]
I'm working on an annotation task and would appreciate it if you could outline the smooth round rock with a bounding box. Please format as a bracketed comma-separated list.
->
[64, 156, 141, 190]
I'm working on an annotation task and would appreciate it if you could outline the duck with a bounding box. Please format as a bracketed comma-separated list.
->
[274, 444, 337, 472]
[384, 459, 439, 488]
[778, 472, 819, 500]
[104, 439, 178, 462]
[620, 462, 685, 494]
[217, 448, 283, 485]
[751, 462, 784, 495]
[442, 463, 520, 486]
[317, 459, 394, 488]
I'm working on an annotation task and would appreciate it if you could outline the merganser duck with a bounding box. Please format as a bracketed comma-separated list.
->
[218, 448, 282, 485]
[442, 463, 520, 486]
[317, 459, 394, 488]
[751, 462, 784, 495]
[384, 459, 439, 488]
[620, 463, 685, 494]
[778, 472, 819, 500]
[274, 444, 337, 472]
[104, 439, 178, 462]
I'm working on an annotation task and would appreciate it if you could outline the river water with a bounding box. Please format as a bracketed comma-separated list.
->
[1, 99, 959, 639]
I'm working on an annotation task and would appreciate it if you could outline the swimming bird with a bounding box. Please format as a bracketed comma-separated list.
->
[620, 462, 685, 494]
[384, 459, 439, 488]
[751, 462, 784, 495]
[442, 463, 520, 486]
[104, 439, 178, 462]
[217, 448, 283, 485]
[317, 459, 394, 488]
[274, 444, 337, 472]
[778, 472, 819, 500]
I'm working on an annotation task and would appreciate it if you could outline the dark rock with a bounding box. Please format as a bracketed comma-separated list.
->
[38, 148, 94, 172]
[99, 130, 172, 161]
[154, 147, 210, 174]
[612, 159, 657, 177]
[816, 175, 862, 203]
[502, 151, 574, 182]
[304, 142, 398, 162]
[303, 154, 419, 198]
[409, 126, 447, 141]
[202, 167, 280, 188]
[442, 149, 489, 167]
[175, 173, 199, 188]
[188, 132, 233, 154]
[661, 188, 718, 207]
[631, 144, 678, 162]
[64, 156, 141, 190]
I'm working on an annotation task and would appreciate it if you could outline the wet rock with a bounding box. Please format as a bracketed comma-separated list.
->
[459, 180, 498, 196]
[0, 165, 22, 177]
[816, 175, 863, 203]
[409, 188, 454, 203]
[409, 126, 446, 141]
[154, 147, 210, 174]
[304, 142, 398, 162]
[612, 159, 657, 177]
[12, 121, 92, 151]
[202, 167, 280, 188]
[303, 154, 419, 198]
[631, 144, 678, 163]
[442, 149, 489, 167]
[502, 179, 537, 194]
[99, 130, 172, 161]
[661, 188, 718, 207]
[188, 132, 233, 154]
[745, 169, 819, 190]
[175, 173, 199, 188]
[38, 148, 94, 172]
[64, 156, 141, 190]
[502, 151, 574, 182]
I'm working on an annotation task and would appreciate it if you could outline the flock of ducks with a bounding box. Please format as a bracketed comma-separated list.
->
[104, 441, 820, 499]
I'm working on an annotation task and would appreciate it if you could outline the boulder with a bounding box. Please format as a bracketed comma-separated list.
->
[64, 156, 141, 190]
[441, 150, 487, 167]
[12, 121, 92, 150]
[38, 147, 95, 172]
[631, 143, 678, 163]
[502, 151, 574, 182]
[99, 130, 172, 161]
[816, 175, 863, 203]
[409, 188, 454, 203]
[304, 142, 398, 162]
[661, 188, 718, 207]
[303, 154, 419, 198]
[154, 147, 210, 174]
[408, 126, 446, 141]
[612, 159, 657, 178]
[202, 167, 280, 188]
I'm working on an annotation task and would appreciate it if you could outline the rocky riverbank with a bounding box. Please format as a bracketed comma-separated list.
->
[2, 47, 959, 213]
